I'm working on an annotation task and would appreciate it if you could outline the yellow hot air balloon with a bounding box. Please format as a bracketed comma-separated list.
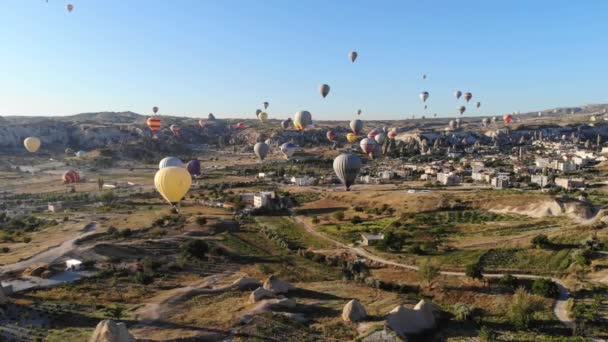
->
[346, 133, 357, 143]
[154, 167, 192, 205]
[24, 137, 41, 153]
[258, 112, 268, 123]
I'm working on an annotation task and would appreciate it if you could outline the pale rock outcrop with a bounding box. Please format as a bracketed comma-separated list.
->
[386, 300, 436, 336]
[249, 287, 276, 303]
[88, 319, 135, 342]
[342, 299, 367, 322]
[232, 276, 261, 291]
[263, 275, 294, 294]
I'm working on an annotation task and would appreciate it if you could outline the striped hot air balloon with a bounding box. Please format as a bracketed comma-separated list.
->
[62, 170, 81, 184]
[147, 117, 161, 133]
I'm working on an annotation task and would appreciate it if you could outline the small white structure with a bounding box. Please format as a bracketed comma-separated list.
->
[555, 177, 585, 190]
[253, 191, 275, 208]
[291, 176, 315, 186]
[437, 172, 460, 186]
[531, 174, 551, 188]
[361, 233, 384, 246]
[47, 202, 63, 213]
[65, 259, 83, 271]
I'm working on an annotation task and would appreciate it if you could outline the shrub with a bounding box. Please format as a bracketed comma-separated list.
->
[133, 272, 154, 285]
[465, 261, 483, 280]
[478, 326, 497, 342]
[418, 260, 439, 286]
[120, 228, 132, 238]
[82, 259, 96, 270]
[180, 239, 209, 260]
[311, 216, 320, 224]
[531, 278, 559, 298]
[333, 211, 345, 221]
[22, 236, 32, 243]
[354, 206, 364, 212]
[453, 302, 473, 321]
[507, 287, 541, 329]
[531, 234, 551, 249]
[498, 274, 518, 289]
[195, 216, 207, 226]
[350, 216, 363, 224]
[107, 226, 118, 235]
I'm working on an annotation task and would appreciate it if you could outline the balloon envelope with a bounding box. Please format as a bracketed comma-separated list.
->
[293, 111, 313, 131]
[360, 138, 377, 157]
[147, 117, 161, 132]
[258, 112, 268, 123]
[326, 130, 336, 141]
[263, 102, 269, 110]
[159, 157, 183, 169]
[62, 170, 80, 184]
[454, 91, 462, 100]
[186, 160, 201, 177]
[254, 142, 270, 161]
[320, 84, 330, 98]
[350, 119, 363, 134]
[420, 91, 429, 102]
[154, 167, 192, 204]
[349, 51, 358, 63]
[464, 92, 473, 102]
[375, 133, 386, 144]
[24, 137, 41, 153]
[280, 142, 297, 159]
[281, 119, 291, 129]
[346, 133, 357, 143]
[153, 106, 159, 114]
[333, 154, 362, 191]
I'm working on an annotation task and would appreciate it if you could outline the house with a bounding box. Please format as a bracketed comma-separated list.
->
[552, 158, 577, 173]
[437, 172, 460, 186]
[47, 202, 63, 213]
[253, 191, 275, 208]
[530, 174, 551, 188]
[65, 259, 83, 271]
[491, 176, 511, 189]
[361, 233, 384, 246]
[555, 177, 585, 190]
[291, 176, 316, 186]
[359, 175, 381, 184]
[258, 172, 276, 179]
[380, 171, 395, 180]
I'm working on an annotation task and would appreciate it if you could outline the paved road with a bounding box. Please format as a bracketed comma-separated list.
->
[290, 212, 575, 330]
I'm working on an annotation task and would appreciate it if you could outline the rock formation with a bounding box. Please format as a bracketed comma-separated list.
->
[263, 275, 294, 294]
[88, 319, 135, 342]
[386, 300, 436, 336]
[342, 299, 367, 322]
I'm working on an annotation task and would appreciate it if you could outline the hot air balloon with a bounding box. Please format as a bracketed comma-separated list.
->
[320, 84, 330, 98]
[254, 142, 270, 161]
[346, 133, 357, 143]
[159, 157, 183, 169]
[147, 117, 161, 133]
[538, 112, 543, 117]
[458, 106, 466, 115]
[24, 137, 41, 153]
[255, 109, 262, 117]
[186, 160, 201, 177]
[357, 109, 362, 116]
[198, 118, 207, 128]
[208, 113, 216, 121]
[236, 122, 246, 130]
[503, 114, 513, 124]
[360, 138, 377, 158]
[333, 154, 362, 191]
[75, 150, 87, 158]
[154, 167, 192, 206]
[350, 119, 363, 135]
[476, 102, 481, 109]
[66, 4, 73, 12]
[153, 106, 159, 114]
[433, 113, 437, 117]
[491, 116, 497, 123]
[349, 51, 358, 63]
[454, 91, 462, 100]
[293, 111, 313, 131]
[420, 91, 429, 102]
[591, 115, 597, 122]
[263, 102, 269, 110]
[367, 129, 379, 139]
[375, 133, 386, 145]
[258, 112, 268, 123]
[62, 170, 80, 184]
[280, 142, 297, 159]
[281, 119, 291, 130]
[422, 74, 427, 80]
[455, 118, 462, 127]
[448, 120, 457, 130]
[326, 130, 336, 142]
[481, 118, 490, 127]
[265, 139, 273, 147]
[170, 124, 181, 136]
[464, 92, 472, 102]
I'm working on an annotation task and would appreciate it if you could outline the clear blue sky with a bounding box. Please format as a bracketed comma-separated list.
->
[1, 0, 607, 120]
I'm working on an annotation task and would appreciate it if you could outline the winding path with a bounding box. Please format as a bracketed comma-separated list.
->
[290, 212, 575, 330]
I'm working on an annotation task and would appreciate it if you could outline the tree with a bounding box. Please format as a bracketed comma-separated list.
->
[478, 326, 497, 342]
[418, 260, 439, 287]
[311, 216, 320, 224]
[383, 230, 404, 251]
[195, 216, 207, 226]
[350, 215, 363, 224]
[498, 274, 518, 290]
[465, 261, 483, 280]
[508, 288, 542, 329]
[531, 278, 559, 298]
[453, 302, 473, 321]
[103, 304, 125, 320]
[180, 239, 209, 260]
[531, 234, 551, 249]
[133, 272, 154, 285]
[100, 190, 116, 203]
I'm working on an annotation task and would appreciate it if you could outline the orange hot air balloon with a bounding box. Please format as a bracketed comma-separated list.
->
[147, 117, 161, 133]
[503, 114, 513, 124]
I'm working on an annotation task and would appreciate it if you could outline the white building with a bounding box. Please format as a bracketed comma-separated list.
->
[47, 202, 63, 213]
[360, 233, 384, 246]
[437, 172, 460, 186]
[291, 176, 316, 186]
[555, 177, 585, 190]
[253, 191, 275, 208]
[380, 171, 395, 180]
[530, 174, 551, 188]
[491, 175, 511, 189]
